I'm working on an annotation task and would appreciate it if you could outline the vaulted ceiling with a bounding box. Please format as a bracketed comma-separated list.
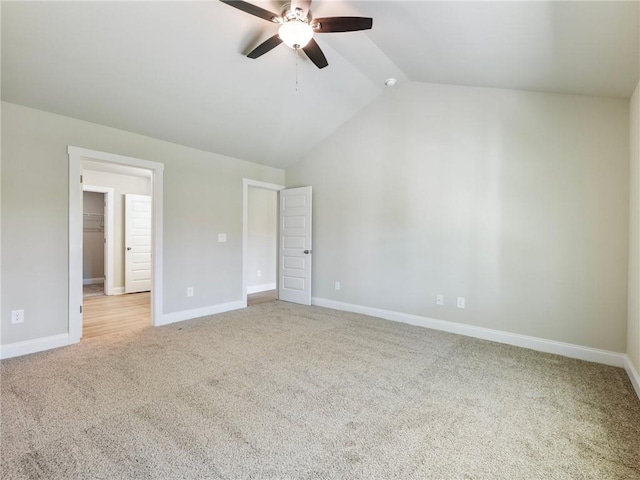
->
[2, 1, 638, 168]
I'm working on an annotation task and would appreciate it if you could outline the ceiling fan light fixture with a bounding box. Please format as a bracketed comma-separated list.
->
[278, 20, 313, 49]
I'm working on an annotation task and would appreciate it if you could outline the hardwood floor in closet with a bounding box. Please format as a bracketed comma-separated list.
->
[83, 292, 150, 339]
[247, 290, 278, 306]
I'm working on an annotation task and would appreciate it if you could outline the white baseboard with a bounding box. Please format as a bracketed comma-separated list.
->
[1, 300, 246, 359]
[625, 356, 640, 399]
[4, 298, 636, 402]
[158, 300, 246, 327]
[113, 287, 125, 295]
[83, 277, 103, 285]
[0, 334, 70, 360]
[247, 283, 276, 294]
[311, 297, 627, 369]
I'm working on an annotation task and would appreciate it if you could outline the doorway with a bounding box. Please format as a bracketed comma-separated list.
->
[82, 191, 106, 297]
[242, 179, 284, 306]
[82, 184, 115, 298]
[246, 187, 278, 306]
[68, 146, 164, 345]
[81, 163, 153, 339]
[242, 180, 313, 307]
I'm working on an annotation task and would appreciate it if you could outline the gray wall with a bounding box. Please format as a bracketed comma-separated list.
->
[629, 82, 640, 372]
[1, 101, 284, 345]
[82, 191, 105, 281]
[287, 82, 630, 353]
[247, 188, 277, 289]
[82, 169, 151, 289]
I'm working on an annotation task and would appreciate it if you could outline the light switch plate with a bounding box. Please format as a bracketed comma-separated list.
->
[457, 297, 465, 309]
[218, 233, 227, 243]
[436, 294, 444, 306]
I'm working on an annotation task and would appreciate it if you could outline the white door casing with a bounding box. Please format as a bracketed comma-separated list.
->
[279, 186, 312, 305]
[69, 146, 163, 344]
[125, 194, 152, 293]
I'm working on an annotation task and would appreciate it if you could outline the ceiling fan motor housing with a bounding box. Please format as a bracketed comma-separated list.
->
[282, 3, 311, 22]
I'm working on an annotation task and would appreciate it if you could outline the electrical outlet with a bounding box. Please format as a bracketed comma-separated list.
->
[436, 294, 444, 306]
[335, 281, 341, 291]
[257, 270, 262, 278]
[187, 287, 194, 297]
[457, 297, 465, 309]
[11, 309, 24, 324]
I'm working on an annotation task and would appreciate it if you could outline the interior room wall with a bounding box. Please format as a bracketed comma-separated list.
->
[247, 188, 277, 291]
[82, 170, 151, 290]
[82, 191, 105, 282]
[287, 81, 630, 353]
[1, 101, 284, 345]
[629, 81, 640, 373]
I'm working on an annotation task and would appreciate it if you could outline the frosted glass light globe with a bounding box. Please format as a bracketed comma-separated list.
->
[278, 21, 313, 50]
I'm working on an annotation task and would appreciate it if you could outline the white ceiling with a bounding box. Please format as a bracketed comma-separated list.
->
[368, 1, 639, 98]
[2, 1, 638, 169]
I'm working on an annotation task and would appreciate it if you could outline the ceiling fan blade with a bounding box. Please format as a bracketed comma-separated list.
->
[291, 0, 312, 17]
[312, 17, 373, 33]
[302, 39, 328, 69]
[247, 35, 283, 59]
[219, 0, 281, 23]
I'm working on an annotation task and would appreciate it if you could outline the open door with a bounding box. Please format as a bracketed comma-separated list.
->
[125, 194, 152, 293]
[279, 186, 312, 305]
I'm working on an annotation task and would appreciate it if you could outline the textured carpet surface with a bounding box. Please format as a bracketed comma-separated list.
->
[1, 301, 639, 479]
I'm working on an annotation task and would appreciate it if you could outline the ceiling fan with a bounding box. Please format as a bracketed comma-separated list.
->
[220, 0, 373, 69]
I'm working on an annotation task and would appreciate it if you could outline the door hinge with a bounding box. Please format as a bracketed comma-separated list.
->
[80, 305, 83, 313]
[104, 237, 106, 244]
[80, 174, 83, 183]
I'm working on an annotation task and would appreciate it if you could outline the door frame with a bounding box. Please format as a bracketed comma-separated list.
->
[83, 185, 115, 296]
[68, 146, 164, 344]
[242, 179, 285, 306]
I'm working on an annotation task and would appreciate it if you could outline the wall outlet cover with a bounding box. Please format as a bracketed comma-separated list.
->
[457, 297, 465, 309]
[335, 281, 341, 291]
[11, 309, 24, 324]
[436, 294, 444, 306]
[218, 233, 227, 243]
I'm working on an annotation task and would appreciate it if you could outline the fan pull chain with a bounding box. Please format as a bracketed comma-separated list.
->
[295, 49, 299, 92]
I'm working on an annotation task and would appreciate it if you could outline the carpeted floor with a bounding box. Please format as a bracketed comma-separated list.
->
[1, 301, 639, 479]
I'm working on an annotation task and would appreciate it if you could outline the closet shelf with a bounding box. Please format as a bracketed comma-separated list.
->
[83, 213, 104, 232]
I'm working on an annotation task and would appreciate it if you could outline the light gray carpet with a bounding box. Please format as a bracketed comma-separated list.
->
[1, 301, 639, 479]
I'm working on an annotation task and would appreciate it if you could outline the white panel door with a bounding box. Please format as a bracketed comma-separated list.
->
[279, 186, 312, 305]
[125, 194, 152, 293]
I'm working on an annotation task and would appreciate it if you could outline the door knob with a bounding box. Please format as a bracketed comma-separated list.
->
[304, 250, 312, 254]
[127, 247, 132, 251]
